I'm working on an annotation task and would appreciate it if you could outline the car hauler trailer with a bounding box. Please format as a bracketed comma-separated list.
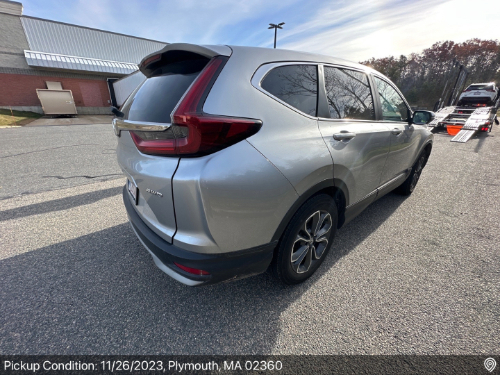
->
[427, 101, 499, 143]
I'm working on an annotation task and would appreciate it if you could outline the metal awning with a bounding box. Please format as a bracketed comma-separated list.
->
[24, 50, 138, 75]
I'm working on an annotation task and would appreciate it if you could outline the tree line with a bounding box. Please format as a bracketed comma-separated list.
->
[361, 39, 500, 109]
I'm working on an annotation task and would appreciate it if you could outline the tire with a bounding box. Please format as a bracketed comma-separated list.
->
[395, 151, 428, 196]
[272, 194, 338, 285]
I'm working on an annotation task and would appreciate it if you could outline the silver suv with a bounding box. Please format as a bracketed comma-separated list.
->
[113, 43, 434, 286]
[457, 82, 498, 106]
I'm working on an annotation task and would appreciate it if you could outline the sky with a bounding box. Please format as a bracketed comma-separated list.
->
[19, 0, 500, 62]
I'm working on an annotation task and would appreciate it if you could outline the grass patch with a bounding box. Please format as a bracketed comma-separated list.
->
[0, 108, 42, 126]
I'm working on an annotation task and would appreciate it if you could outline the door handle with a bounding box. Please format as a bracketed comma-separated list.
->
[391, 128, 403, 135]
[333, 131, 356, 141]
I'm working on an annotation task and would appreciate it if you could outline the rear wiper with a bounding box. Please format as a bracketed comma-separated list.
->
[111, 106, 124, 118]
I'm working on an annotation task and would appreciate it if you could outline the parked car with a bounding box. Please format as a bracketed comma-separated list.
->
[457, 82, 498, 106]
[113, 44, 434, 286]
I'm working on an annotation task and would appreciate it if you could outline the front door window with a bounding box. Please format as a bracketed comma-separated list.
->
[373, 76, 409, 122]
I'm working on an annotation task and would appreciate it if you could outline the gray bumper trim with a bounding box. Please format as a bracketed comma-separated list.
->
[129, 222, 203, 286]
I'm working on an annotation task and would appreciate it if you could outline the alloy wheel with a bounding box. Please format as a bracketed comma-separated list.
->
[290, 210, 332, 274]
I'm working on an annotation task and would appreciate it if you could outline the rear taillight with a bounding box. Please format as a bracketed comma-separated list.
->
[169, 114, 262, 156]
[131, 56, 262, 157]
[174, 262, 210, 276]
[130, 128, 182, 155]
[482, 122, 491, 131]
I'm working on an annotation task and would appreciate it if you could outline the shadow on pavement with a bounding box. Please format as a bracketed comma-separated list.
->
[0, 186, 122, 222]
[474, 131, 492, 153]
[0, 193, 405, 354]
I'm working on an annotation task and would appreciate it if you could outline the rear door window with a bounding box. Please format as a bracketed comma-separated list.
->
[261, 64, 318, 116]
[373, 76, 409, 122]
[323, 66, 374, 120]
[121, 59, 207, 123]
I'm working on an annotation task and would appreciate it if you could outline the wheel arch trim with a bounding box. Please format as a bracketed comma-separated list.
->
[416, 139, 433, 167]
[271, 179, 349, 242]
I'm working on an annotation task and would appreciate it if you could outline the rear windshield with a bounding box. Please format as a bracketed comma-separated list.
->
[468, 84, 493, 91]
[121, 59, 207, 123]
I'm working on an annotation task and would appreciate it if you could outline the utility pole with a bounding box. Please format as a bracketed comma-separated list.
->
[268, 22, 285, 48]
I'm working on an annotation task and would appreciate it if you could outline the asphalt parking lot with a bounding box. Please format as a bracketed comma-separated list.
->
[0, 122, 498, 355]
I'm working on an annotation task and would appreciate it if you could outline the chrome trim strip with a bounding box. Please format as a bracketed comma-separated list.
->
[377, 172, 407, 192]
[129, 223, 203, 287]
[322, 62, 370, 74]
[346, 189, 377, 209]
[318, 118, 379, 123]
[251, 61, 377, 122]
[113, 118, 172, 136]
[346, 171, 410, 209]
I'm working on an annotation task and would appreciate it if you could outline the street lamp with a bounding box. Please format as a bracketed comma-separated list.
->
[268, 22, 285, 49]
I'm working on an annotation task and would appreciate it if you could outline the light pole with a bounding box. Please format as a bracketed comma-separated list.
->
[268, 22, 285, 48]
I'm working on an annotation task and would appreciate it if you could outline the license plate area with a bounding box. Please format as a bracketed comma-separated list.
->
[127, 179, 138, 205]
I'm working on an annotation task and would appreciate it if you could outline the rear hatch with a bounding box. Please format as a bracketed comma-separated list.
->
[461, 84, 495, 104]
[115, 44, 232, 243]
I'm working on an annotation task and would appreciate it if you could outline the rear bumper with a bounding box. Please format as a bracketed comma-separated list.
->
[123, 186, 276, 286]
[460, 96, 494, 104]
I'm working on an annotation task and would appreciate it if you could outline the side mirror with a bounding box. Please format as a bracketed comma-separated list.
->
[411, 110, 435, 125]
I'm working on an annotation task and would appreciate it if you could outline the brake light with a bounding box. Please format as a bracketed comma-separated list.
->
[140, 54, 161, 69]
[131, 56, 262, 157]
[174, 262, 210, 276]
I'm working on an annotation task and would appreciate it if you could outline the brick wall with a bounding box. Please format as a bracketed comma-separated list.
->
[0, 73, 111, 107]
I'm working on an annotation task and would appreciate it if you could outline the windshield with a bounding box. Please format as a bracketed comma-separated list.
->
[467, 84, 493, 91]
